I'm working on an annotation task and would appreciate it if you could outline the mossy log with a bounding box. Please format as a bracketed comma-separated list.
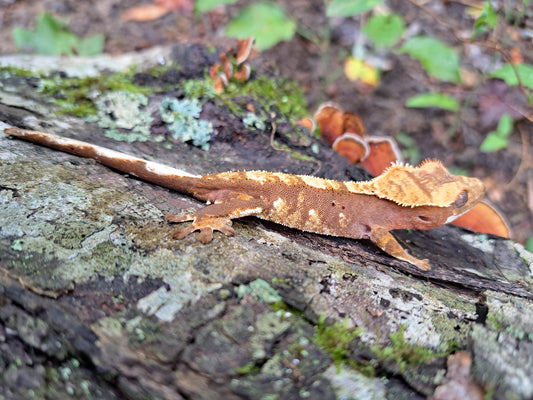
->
[1, 44, 532, 400]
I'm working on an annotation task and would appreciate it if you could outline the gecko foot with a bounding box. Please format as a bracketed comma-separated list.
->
[411, 258, 431, 271]
[167, 215, 235, 243]
[370, 225, 431, 271]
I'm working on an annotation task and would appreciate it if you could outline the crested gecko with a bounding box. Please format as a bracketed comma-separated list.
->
[5, 127, 485, 271]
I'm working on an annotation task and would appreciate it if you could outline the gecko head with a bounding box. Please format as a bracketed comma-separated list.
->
[443, 174, 485, 223]
[370, 159, 485, 214]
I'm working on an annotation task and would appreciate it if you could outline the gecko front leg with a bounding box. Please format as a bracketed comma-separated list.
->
[166, 195, 266, 243]
[370, 225, 431, 271]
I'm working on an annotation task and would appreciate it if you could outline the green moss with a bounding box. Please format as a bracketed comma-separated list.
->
[235, 362, 261, 375]
[271, 278, 290, 285]
[487, 313, 504, 331]
[0, 65, 37, 77]
[270, 300, 304, 318]
[445, 340, 463, 353]
[144, 62, 182, 78]
[180, 73, 308, 121]
[289, 151, 315, 162]
[38, 69, 152, 117]
[314, 314, 363, 370]
[222, 74, 307, 118]
[370, 325, 447, 373]
[183, 78, 217, 99]
[273, 142, 315, 162]
[314, 319, 447, 378]
[487, 310, 531, 340]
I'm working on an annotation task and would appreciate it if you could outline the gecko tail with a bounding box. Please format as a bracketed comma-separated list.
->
[4, 127, 203, 193]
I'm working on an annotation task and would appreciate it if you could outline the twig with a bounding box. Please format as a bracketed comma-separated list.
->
[504, 122, 532, 190]
[269, 121, 323, 174]
[444, 0, 484, 9]
[269, 121, 279, 150]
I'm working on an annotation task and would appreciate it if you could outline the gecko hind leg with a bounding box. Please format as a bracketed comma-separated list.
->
[165, 197, 264, 243]
[370, 225, 431, 271]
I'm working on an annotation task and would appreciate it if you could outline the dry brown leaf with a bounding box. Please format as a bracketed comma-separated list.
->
[122, 0, 192, 22]
[479, 80, 528, 128]
[122, 4, 170, 21]
[155, 0, 193, 12]
[510, 47, 524, 64]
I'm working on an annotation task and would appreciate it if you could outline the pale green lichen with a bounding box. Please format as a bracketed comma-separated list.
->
[130, 248, 223, 321]
[460, 232, 494, 253]
[11, 239, 24, 251]
[323, 364, 387, 400]
[509, 241, 533, 271]
[159, 98, 212, 150]
[236, 279, 283, 303]
[88, 90, 157, 142]
[242, 112, 266, 131]
[249, 312, 291, 360]
[471, 324, 533, 399]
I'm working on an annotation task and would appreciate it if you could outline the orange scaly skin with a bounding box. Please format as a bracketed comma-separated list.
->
[5, 127, 486, 271]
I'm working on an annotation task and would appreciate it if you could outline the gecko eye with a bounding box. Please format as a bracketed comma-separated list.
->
[454, 191, 468, 208]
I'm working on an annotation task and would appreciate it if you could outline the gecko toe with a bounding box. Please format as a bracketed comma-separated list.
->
[171, 225, 196, 239]
[218, 224, 235, 237]
[414, 259, 431, 271]
[166, 214, 194, 223]
[196, 229, 214, 243]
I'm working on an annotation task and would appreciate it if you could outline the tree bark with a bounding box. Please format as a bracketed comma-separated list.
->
[1, 44, 532, 400]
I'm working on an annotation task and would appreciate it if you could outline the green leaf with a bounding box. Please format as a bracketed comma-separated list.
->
[405, 93, 459, 111]
[495, 113, 513, 137]
[362, 14, 405, 48]
[480, 114, 513, 152]
[480, 134, 509, 152]
[526, 237, 533, 252]
[472, 1, 498, 38]
[77, 34, 105, 56]
[399, 36, 461, 83]
[225, 3, 296, 51]
[12, 12, 104, 56]
[491, 63, 533, 90]
[395, 132, 420, 165]
[326, 0, 385, 17]
[195, 0, 238, 13]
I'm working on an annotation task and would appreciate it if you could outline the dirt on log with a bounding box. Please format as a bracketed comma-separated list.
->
[1, 44, 532, 400]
